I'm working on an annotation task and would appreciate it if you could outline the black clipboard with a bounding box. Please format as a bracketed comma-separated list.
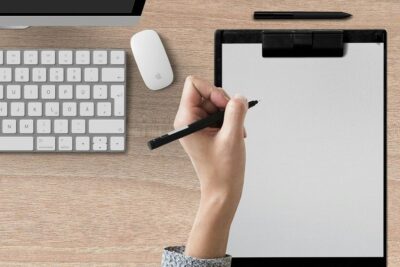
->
[215, 29, 387, 267]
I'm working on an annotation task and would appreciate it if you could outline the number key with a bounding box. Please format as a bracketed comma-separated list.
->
[41, 51, 55, 65]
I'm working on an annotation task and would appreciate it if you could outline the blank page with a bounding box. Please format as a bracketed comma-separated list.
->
[222, 43, 384, 257]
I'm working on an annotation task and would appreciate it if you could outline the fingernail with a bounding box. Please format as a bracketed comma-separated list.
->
[218, 88, 230, 101]
[233, 93, 247, 105]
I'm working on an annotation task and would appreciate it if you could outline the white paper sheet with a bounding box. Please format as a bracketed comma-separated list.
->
[223, 43, 384, 257]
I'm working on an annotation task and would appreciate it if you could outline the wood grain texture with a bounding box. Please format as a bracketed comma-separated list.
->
[0, 0, 398, 266]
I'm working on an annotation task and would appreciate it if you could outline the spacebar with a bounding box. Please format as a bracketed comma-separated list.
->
[0, 137, 34, 151]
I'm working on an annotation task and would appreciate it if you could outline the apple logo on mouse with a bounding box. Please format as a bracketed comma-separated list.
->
[155, 73, 162, 80]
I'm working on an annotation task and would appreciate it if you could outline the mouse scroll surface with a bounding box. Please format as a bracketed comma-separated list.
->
[131, 30, 174, 90]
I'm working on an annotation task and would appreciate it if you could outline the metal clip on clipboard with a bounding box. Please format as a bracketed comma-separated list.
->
[262, 30, 344, 57]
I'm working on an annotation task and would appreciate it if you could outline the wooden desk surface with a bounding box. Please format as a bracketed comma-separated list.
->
[0, 0, 398, 266]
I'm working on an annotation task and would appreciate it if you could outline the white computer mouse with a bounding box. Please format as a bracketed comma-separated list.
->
[131, 30, 174, 91]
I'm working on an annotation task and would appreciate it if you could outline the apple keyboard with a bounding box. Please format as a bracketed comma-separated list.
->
[0, 49, 126, 152]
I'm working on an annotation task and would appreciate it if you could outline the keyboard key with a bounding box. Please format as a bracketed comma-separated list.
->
[24, 85, 39, 99]
[0, 102, 7, 116]
[7, 85, 21, 99]
[89, 119, 124, 134]
[0, 51, 3, 64]
[84, 68, 99, 82]
[19, 119, 34, 134]
[75, 136, 90, 151]
[93, 136, 107, 144]
[97, 102, 111, 116]
[76, 85, 90, 99]
[71, 119, 85, 133]
[11, 102, 25, 116]
[93, 143, 107, 151]
[80, 102, 94, 116]
[59, 50, 73, 65]
[37, 119, 51, 133]
[58, 136, 73, 151]
[110, 136, 124, 151]
[50, 68, 64, 82]
[0, 85, 3, 99]
[110, 51, 125, 64]
[93, 85, 107, 99]
[76, 51, 90, 65]
[63, 102, 77, 116]
[0, 68, 12, 82]
[93, 51, 107, 65]
[92, 136, 107, 151]
[67, 68, 81, 82]
[102, 68, 125, 82]
[111, 85, 125, 116]
[0, 137, 33, 151]
[54, 119, 68, 133]
[41, 51, 56, 65]
[24, 50, 38, 65]
[2, 119, 16, 133]
[7, 51, 21, 65]
[28, 102, 42, 116]
[45, 102, 60, 116]
[41, 85, 56, 99]
[59, 85, 73, 99]
[36, 136, 55, 151]
[32, 68, 47, 82]
[15, 68, 29, 82]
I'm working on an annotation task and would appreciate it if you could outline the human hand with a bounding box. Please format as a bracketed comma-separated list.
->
[174, 76, 248, 259]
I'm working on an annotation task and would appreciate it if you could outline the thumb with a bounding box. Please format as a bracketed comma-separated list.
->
[220, 94, 248, 138]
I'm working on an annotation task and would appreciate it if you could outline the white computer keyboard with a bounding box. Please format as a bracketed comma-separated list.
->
[0, 49, 126, 152]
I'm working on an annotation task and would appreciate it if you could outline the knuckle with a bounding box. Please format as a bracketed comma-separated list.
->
[173, 118, 183, 129]
[173, 114, 183, 128]
[186, 75, 194, 83]
[174, 112, 191, 129]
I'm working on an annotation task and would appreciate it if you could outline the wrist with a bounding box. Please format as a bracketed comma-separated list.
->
[185, 192, 237, 258]
[199, 189, 241, 226]
[201, 183, 242, 207]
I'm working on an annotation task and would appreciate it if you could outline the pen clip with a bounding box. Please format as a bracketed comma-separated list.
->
[262, 30, 344, 57]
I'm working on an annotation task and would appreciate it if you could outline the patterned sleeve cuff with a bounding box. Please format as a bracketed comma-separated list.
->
[161, 246, 232, 267]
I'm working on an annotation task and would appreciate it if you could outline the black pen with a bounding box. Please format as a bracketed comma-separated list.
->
[253, 11, 352, 20]
[148, 100, 259, 150]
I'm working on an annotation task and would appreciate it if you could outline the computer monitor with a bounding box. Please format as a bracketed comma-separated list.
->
[0, 0, 146, 26]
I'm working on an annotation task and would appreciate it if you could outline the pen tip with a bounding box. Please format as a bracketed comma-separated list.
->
[343, 12, 352, 18]
[248, 100, 259, 108]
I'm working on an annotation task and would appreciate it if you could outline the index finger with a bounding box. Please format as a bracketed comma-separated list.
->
[179, 76, 217, 108]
